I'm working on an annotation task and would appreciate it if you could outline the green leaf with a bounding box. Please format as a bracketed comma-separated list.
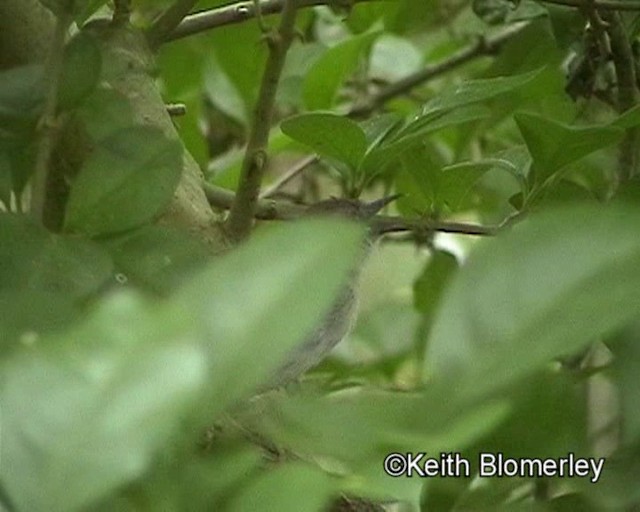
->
[253, 387, 510, 468]
[76, 87, 135, 141]
[228, 463, 335, 512]
[178, 219, 365, 410]
[414, 250, 458, 318]
[0, 292, 209, 512]
[426, 204, 640, 399]
[0, 65, 44, 125]
[103, 225, 212, 295]
[38, 0, 75, 16]
[0, 220, 364, 512]
[439, 151, 528, 211]
[303, 31, 380, 110]
[612, 103, 640, 130]
[514, 112, 623, 185]
[281, 113, 367, 170]
[0, 214, 113, 299]
[421, 68, 543, 116]
[64, 126, 183, 237]
[58, 31, 102, 110]
[0, 290, 77, 355]
[361, 106, 490, 177]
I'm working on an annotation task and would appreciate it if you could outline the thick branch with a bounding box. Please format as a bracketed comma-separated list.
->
[225, 0, 299, 242]
[168, 0, 379, 42]
[147, 0, 200, 49]
[349, 23, 527, 117]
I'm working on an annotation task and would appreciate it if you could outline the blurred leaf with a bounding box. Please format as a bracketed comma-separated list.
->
[76, 86, 135, 141]
[253, 387, 510, 470]
[0, 219, 363, 512]
[58, 31, 102, 110]
[204, 54, 249, 126]
[514, 112, 623, 186]
[228, 463, 335, 512]
[103, 225, 212, 295]
[75, 0, 107, 24]
[0, 290, 77, 355]
[414, 250, 458, 319]
[179, 219, 365, 410]
[0, 213, 113, 299]
[427, 204, 640, 399]
[0, 291, 208, 512]
[38, 0, 75, 16]
[610, 323, 640, 444]
[281, 113, 367, 170]
[64, 126, 183, 236]
[611, 103, 640, 130]
[475, 371, 587, 458]
[0, 65, 44, 124]
[369, 35, 422, 82]
[303, 31, 380, 110]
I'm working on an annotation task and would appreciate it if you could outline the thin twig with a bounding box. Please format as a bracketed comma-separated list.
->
[205, 182, 502, 236]
[31, 11, 72, 224]
[168, 0, 380, 42]
[260, 155, 317, 198]
[350, 23, 528, 117]
[147, 0, 200, 49]
[538, 0, 640, 10]
[205, 182, 305, 219]
[225, 0, 299, 242]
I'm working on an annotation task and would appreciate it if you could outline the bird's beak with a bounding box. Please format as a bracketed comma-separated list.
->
[361, 193, 403, 217]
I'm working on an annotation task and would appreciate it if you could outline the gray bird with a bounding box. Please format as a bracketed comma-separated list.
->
[261, 194, 400, 390]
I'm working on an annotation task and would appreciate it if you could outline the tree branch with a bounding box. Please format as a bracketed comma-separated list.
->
[205, 182, 501, 236]
[31, 10, 71, 223]
[349, 22, 528, 117]
[601, 10, 640, 181]
[537, 0, 640, 10]
[260, 155, 317, 198]
[225, 0, 299, 242]
[168, 0, 380, 42]
[113, 0, 132, 25]
[147, 0, 200, 49]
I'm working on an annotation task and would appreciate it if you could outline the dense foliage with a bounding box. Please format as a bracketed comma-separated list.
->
[2, 0, 640, 510]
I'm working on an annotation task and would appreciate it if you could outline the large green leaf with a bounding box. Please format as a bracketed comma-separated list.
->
[0, 290, 78, 355]
[58, 31, 102, 110]
[228, 463, 335, 512]
[0, 219, 364, 512]
[0, 65, 44, 124]
[0, 292, 208, 512]
[303, 31, 380, 110]
[0, 214, 113, 298]
[281, 113, 367, 170]
[252, 386, 510, 470]
[514, 112, 623, 185]
[421, 68, 543, 117]
[103, 225, 212, 295]
[426, 204, 640, 398]
[64, 126, 183, 237]
[178, 219, 365, 410]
